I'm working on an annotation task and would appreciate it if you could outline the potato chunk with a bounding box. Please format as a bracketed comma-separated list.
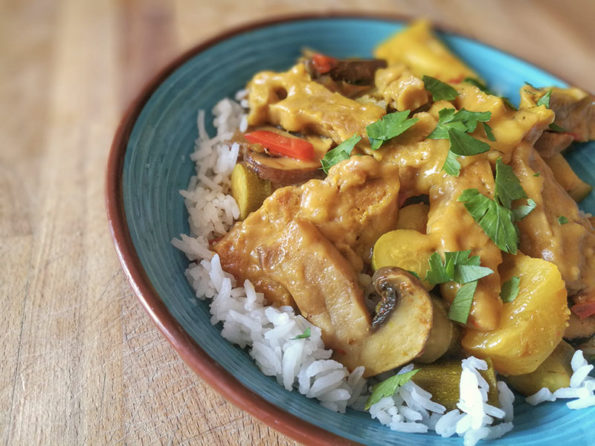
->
[462, 253, 569, 375]
[374, 19, 478, 81]
[506, 341, 575, 395]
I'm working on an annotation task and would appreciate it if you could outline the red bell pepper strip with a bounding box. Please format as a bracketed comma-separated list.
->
[244, 130, 315, 161]
[311, 53, 338, 74]
[571, 301, 595, 320]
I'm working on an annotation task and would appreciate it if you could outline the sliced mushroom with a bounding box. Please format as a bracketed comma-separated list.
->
[240, 127, 332, 186]
[328, 59, 388, 85]
[369, 268, 456, 364]
[304, 57, 388, 98]
[334, 267, 436, 377]
[243, 149, 324, 186]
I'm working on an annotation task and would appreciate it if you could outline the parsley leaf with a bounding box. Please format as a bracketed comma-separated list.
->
[423, 75, 459, 101]
[533, 172, 541, 177]
[425, 250, 493, 285]
[512, 198, 536, 221]
[483, 122, 496, 141]
[292, 327, 311, 340]
[427, 108, 492, 139]
[427, 108, 459, 139]
[442, 150, 461, 176]
[448, 127, 490, 156]
[459, 159, 534, 253]
[365, 369, 419, 410]
[320, 134, 361, 173]
[549, 123, 567, 133]
[500, 277, 520, 303]
[406, 270, 421, 280]
[558, 216, 569, 225]
[425, 250, 494, 324]
[453, 110, 492, 133]
[428, 108, 493, 176]
[455, 264, 494, 284]
[448, 281, 478, 324]
[462, 77, 488, 91]
[537, 89, 552, 108]
[458, 189, 519, 254]
[366, 111, 418, 150]
[495, 158, 527, 208]
[426, 252, 455, 285]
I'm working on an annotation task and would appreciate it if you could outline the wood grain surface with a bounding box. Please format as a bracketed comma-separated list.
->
[1, 0, 593, 445]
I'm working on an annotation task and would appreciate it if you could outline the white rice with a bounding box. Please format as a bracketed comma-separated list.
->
[172, 99, 366, 413]
[172, 97, 593, 442]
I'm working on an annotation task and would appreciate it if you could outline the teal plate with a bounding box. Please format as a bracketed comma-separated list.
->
[107, 16, 595, 445]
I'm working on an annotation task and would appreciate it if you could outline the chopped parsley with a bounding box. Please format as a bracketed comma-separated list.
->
[500, 276, 520, 303]
[292, 327, 311, 340]
[533, 172, 541, 177]
[425, 250, 494, 324]
[423, 75, 459, 101]
[458, 189, 519, 254]
[428, 108, 492, 176]
[549, 122, 567, 133]
[406, 270, 421, 280]
[458, 159, 536, 254]
[365, 369, 419, 410]
[537, 89, 552, 108]
[463, 77, 517, 110]
[320, 134, 361, 173]
[483, 122, 496, 141]
[366, 111, 418, 150]
[448, 127, 491, 156]
[494, 158, 527, 209]
[425, 250, 493, 286]
[449, 282, 478, 324]
[512, 199, 536, 221]
[558, 216, 569, 225]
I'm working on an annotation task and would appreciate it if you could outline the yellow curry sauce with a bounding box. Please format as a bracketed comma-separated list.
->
[214, 20, 595, 380]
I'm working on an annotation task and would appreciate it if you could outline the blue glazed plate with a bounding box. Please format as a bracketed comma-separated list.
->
[107, 16, 595, 445]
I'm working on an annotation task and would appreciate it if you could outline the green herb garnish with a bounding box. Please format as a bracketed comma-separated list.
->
[533, 172, 541, 177]
[449, 282, 478, 324]
[512, 199, 536, 221]
[428, 108, 493, 176]
[458, 189, 519, 254]
[365, 369, 419, 410]
[425, 250, 493, 286]
[320, 134, 361, 173]
[423, 75, 459, 101]
[495, 158, 527, 209]
[549, 123, 567, 133]
[463, 77, 488, 91]
[500, 276, 520, 303]
[366, 111, 418, 150]
[448, 127, 491, 156]
[406, 270, 421, 280]
[459, 159, 535, 253]
[292, 327, 311, 340]
[537, 89, 552, 108]
[558, 216, 569, 225]
[483, 122, 496, 141]
[425, 250, 494, 324]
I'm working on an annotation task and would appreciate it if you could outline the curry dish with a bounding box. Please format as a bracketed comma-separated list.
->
[212, 20, 595, 391]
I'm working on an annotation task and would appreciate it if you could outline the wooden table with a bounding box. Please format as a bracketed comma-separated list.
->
[1, 0, 593, 444]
